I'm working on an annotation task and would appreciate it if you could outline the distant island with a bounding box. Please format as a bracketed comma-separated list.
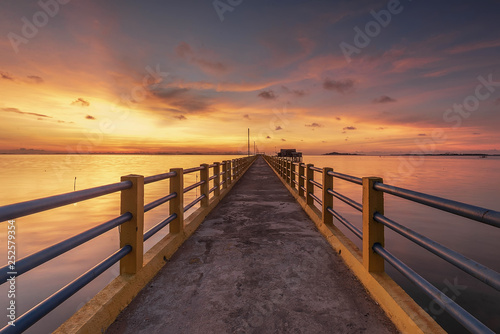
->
[322, 152, 499, 157]
[389, 153, 500, 157]
[323, 152, 363, 156]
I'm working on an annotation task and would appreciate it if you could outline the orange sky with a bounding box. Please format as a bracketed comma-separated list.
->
[1, 1, 499, 154]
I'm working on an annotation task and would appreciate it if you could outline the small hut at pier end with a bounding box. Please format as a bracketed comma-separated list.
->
[277, 149, 303, 162]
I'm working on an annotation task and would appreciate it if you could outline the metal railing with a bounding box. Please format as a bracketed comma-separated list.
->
[0, 156, 256, 333]
[265, 155, 499, 334]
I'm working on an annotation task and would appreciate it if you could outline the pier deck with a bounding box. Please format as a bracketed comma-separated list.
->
[107, 157, 398, 333]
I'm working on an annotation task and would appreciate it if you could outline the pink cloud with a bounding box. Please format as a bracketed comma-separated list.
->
[447, 39, 500, 55]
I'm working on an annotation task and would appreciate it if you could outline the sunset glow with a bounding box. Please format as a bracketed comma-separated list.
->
[1, 0, 499, 154]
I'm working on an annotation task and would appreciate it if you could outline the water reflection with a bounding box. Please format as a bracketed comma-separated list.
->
[0, 154, 242, 333]
[304, 155, 500, 333]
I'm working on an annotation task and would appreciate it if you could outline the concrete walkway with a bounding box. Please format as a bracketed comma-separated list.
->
[107, 156, 398, 334]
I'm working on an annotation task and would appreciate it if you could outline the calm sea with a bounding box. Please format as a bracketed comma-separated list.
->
[0, 154, 498, 333]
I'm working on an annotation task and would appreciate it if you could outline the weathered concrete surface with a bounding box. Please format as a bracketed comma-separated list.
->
[107, 156, 398, 334]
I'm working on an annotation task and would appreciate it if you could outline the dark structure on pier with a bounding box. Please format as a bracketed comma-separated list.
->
[277, 149, 302, 162]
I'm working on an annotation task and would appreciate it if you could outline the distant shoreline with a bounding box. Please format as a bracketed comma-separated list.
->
[1, 152, 499, 157]
[322, 152, 500, 157]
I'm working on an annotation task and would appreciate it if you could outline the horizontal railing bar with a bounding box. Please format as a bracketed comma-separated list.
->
[292, 180, 299, 186]
[300, 175, 306, 180]
[374, 182, 500, 229]
[183, 181, 205, 194]
[327, 207, 362, 239]
[208, 163, 217, 168]
[300, 186, 306, 193]
[209, 185, 217, 194]
[0, 181, 132, 223]
[309, 179, 323, 189]
[292, 171, 299, 176]
[327, 188, 362, 212]
[208, 174, 218, 181]
[309, 192, 322, 206]
[0, 213, 132, 284]
[143, 213, 177, 241]
[373, 244, 494, 334]
[374, 213, 500, 291]
[1, 246, 132, 334]
[144, 171, 176, 184]
[327, 170, 362, 185]
[309, 166, 323, 173]
[183, 166, 205, 174]
[184, 194, 206, 212]
[144, 193, 177, 213]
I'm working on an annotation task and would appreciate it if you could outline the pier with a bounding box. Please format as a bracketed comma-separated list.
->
[0, 155, 499, 333]
[106, 156, 396, 333]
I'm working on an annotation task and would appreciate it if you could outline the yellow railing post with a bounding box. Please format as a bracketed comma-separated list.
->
[306, 164, 314, 206]
[227, 160, 232, 185]
[298, 163, 305, 198]
[291, 162, 296, 190]
[169, 168, 184, 234]
[213, 162, 220, 197]
[222, 161, 228, 190]
[287, 160, 291, 184]
[200, 164, 209, 207]
[362, 177, 385, 272]
[120, 174, 144, 275]
[322, 167, 333, 226]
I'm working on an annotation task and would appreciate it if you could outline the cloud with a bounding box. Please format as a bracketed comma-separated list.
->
[86, 115, 96, 120]
[258, 90, 277, 100]
[323, 78, 354, 94]
[71, 98, 90, 107]
[373, 95, 397, 103]
[174, 115, 187, 120]
[335, 117, 341, 121]
[27, 75, 44, 84]
[281, 138, 286, 141]
[343, 126, 357, 130]
[305, 123, 322, 127]
[243, 114, 250, 120]
[266, 136, 271, 139]
[418, 133, 427, 136]
[377, 127, 385, 130]
[1, 72, 14, 81]
[1, 107, 51, 118]
[175, 42, 228, 74]
[281, 85, 306, 97]
[275, 126, 283, 130]
[447, 39, 500, 55]
[151, 87, 211, 114]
